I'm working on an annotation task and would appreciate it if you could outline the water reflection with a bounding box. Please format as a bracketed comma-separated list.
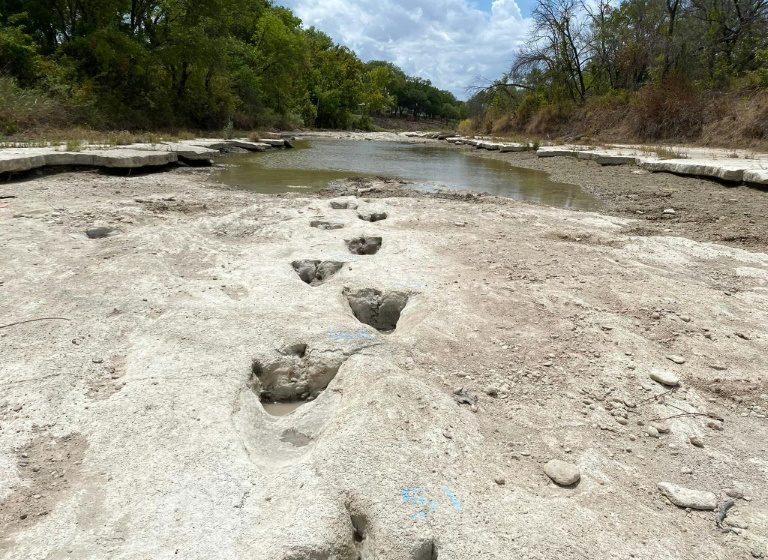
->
[215, 138, 600, 211]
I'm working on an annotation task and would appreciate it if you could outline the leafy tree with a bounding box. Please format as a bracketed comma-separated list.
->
[0, 0, 464, 132]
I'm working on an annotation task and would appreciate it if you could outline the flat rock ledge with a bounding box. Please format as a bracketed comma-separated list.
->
[430, 134, 768, 186]
[0, 137, 290, 175]
[537, 146, 768, 186]
[658, 482, 718, 510]
[407, 132, 527, 153]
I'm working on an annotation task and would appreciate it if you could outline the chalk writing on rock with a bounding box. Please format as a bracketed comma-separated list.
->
[401, 486, 462, 520]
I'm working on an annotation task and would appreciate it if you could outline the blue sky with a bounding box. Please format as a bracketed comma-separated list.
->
[275, 0, 532, 99]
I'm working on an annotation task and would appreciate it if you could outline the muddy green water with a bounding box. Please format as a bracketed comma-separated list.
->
[215, 138, 600, 210]
[262, 402, 303, 417]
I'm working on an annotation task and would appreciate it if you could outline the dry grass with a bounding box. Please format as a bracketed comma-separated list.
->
[247, 130, 285, 142]
[0, 77, 74, 135]
[698, 90, 768, 149]
[630, 80, 706, 141]
[640, 145, 690, 160]
[1, 128, 201, 148]
[467, 87, 768, 151]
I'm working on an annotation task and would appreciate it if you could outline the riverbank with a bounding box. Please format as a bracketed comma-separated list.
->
[466, 148, 768, 250]
[2, 130, 767, 250]
[1, 142, 767, 559]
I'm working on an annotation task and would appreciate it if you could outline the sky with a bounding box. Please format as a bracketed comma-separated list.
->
[274, 0, 533, 100]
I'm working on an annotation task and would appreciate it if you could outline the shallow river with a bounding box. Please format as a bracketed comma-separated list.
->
[215, 138, 600, 210]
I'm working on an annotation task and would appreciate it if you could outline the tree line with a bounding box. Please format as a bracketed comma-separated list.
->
[0, 0, 464, 134]
[468, 0, 768, 140]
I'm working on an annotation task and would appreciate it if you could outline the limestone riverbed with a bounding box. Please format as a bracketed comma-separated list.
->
[1, 144, 767, 559]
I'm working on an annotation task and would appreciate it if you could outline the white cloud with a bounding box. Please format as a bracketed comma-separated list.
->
[275, 0, 531, 99]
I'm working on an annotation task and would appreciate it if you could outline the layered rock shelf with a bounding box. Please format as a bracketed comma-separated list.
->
[0, 137, 292, 175]
[426, 132, 768, 186]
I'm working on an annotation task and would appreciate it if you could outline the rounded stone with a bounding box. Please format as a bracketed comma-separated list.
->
[544, 460, 581, 486]
[650, 369, 680, 387]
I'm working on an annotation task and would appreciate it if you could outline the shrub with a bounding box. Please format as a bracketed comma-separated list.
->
[223, 119, 235, 139]
[491, 114, 515, 134]
[351, 115, 375, 131]
[743, 103, 768, 139]
[0, 76, 72, 136]
[526, 102, 573, 134]
[745, 49, 768, 88]
[630, 79, 705, 140]
[457, 118, 473, 135]
[65, 139, 82, 151]
[515, 93, 548, 127]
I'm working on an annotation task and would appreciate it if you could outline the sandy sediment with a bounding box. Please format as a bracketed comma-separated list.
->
[450, 145, 768, 251]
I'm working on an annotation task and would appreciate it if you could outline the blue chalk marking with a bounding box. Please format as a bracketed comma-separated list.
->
[442, 486, 462, 512]
[401, 487, 438, 521]
[401, 486, 462, 520]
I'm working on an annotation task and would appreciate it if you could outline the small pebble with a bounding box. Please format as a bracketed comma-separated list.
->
[652, 423, 671, 434]
[666, 355, 686, 365]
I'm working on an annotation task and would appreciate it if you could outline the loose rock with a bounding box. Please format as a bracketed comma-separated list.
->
[657, 482, 717, 510]
[544, 460, 581, 486]
[86, 227, 116, 239]
[652, 423, 671, 434]
[650, 369, 680, 387]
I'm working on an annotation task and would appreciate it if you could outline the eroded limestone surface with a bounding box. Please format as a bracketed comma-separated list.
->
[1, 170, 767, 560]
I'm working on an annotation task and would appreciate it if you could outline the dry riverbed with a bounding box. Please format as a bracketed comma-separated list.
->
[1, 156, 767, 559]
[460, 147, 768, 251]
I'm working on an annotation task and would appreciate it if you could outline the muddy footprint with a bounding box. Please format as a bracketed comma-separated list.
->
[346, 236, 382, 255]
[357, 210, 388, 223]
[311, 220, 345, 230]
[292, 260, 345, 286]
[251, 343, 349, 413]
[344, 288, 409, 333]
[330, 198, 359, 210]
[346, 503, 438, 560]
